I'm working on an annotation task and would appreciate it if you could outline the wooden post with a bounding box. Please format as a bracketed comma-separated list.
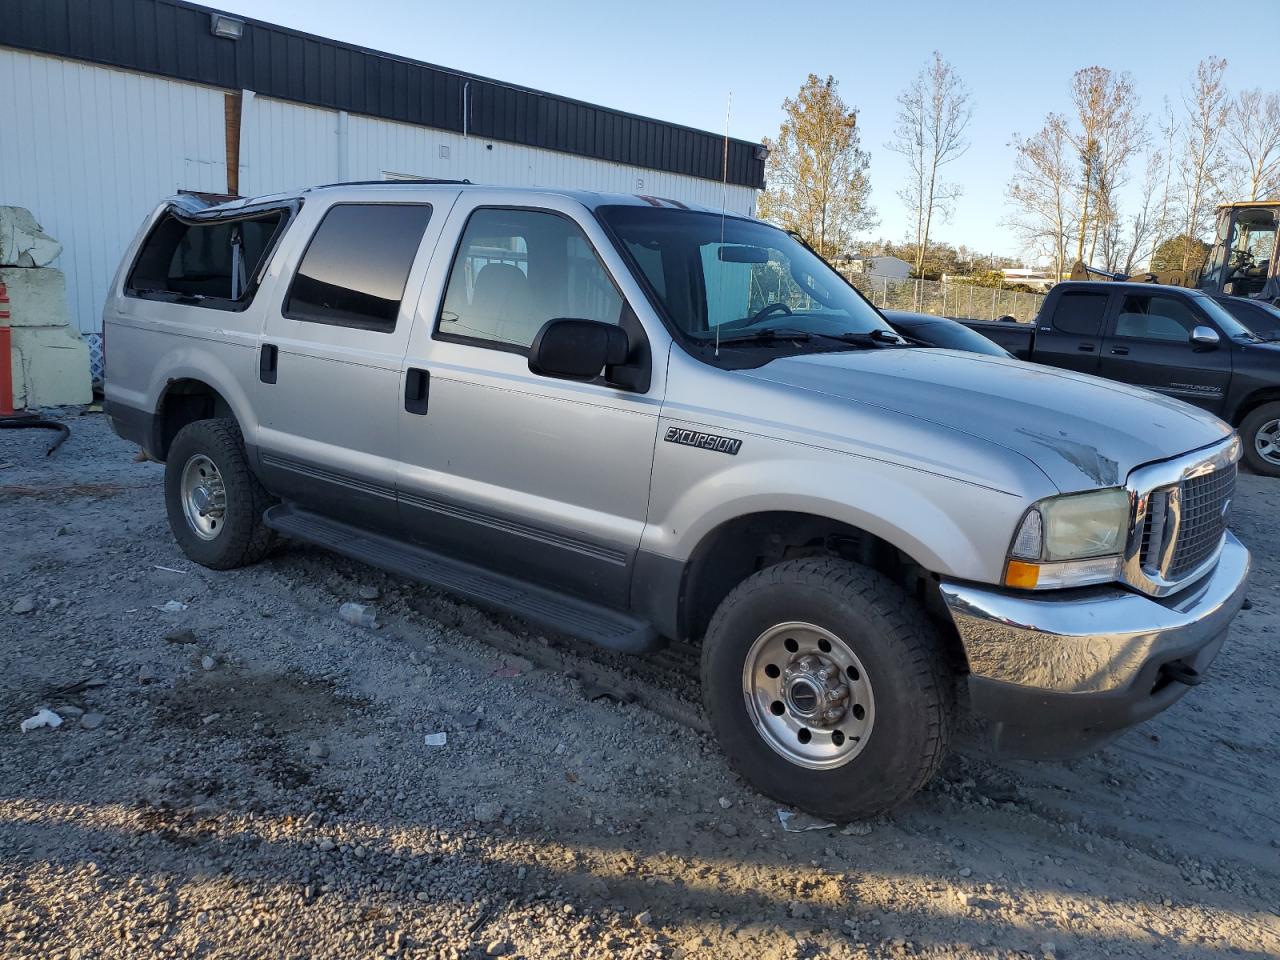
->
[225, 92, 243, 196]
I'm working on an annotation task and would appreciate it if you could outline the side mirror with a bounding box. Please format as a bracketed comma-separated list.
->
[529, 318, 629, 381]
[1190, 325, 1221, 349]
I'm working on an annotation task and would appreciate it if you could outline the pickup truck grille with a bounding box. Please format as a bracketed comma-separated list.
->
[1137, 462, 1236, 585]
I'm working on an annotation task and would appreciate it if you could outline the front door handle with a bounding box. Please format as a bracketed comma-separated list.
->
[259, 344, 278, 384]
[405, 367, 430, 415]
[1111, 345, 1129, 356]
[1077, 342, 1096, 353]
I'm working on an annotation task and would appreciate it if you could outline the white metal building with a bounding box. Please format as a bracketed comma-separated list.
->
[0, 0, 765, 379]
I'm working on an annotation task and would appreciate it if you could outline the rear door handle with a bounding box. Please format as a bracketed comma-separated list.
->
[405, 367, 430, 415]
[1077, 342, 1096, 353]
[259, 344, 278, 384]
[1110, 346, 1129, 356]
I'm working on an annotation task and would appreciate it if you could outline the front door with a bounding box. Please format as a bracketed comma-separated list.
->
[395, 195, 663, 607]
[252, 197, 451, 527]
[1098, 292, 1232, 414]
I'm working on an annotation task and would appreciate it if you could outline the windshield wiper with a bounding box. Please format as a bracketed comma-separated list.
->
[701, 328, 908, 350]
[706, 328, 814, 347]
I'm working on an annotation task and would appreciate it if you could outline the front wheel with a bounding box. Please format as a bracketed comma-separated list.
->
[1240, 402, 1280, 477]
[701, 558, 953, 821]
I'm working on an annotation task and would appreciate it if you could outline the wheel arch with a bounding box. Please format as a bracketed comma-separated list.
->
[1230, 389, 1280, 426]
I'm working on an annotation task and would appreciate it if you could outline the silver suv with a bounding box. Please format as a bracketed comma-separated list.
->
[104, 183, 1251, 820]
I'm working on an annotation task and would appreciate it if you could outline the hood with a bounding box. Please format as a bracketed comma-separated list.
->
[739, 348, 1232, 492]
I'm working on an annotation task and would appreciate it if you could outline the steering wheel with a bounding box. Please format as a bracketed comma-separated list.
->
[749, 302, 793, 324]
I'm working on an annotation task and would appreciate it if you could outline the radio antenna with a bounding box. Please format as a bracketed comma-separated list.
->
[715, 91, 732, 358]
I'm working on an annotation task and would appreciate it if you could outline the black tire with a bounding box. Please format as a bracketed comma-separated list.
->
[701, 557, 952, 821]
[1239, 401, 1280, 477]
[164, 418, 275, 570]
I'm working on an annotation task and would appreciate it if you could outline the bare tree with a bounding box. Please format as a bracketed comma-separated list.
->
[1006, 114, 1077, 279]
[758, 74, 876, 260]
[1177, 56, 1230, 269]
[1105, 147, 1171, 275]
[887, 52, 972, 277]
[1066, 67, 1145, 264]
[1224, 88, 1280, 201]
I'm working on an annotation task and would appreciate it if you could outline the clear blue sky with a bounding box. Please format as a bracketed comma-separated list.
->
[214, 0, 1275, 260]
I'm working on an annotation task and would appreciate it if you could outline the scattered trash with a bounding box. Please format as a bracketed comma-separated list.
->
[153, 600, 188, 613]
[424, 732, 448, 747]
[777, 809, 836, 833]
[20, 709, 63, 732]
[154, 564, 188, 574]
[338, 602, 377, 628]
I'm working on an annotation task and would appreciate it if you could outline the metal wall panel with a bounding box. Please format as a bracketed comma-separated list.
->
[241, 96, 758, 217]
[1, 0, 766, 189]
[0, 47, 228, 334]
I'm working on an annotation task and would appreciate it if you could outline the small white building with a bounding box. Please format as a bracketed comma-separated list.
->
[0, 0, 765, 384]
[843, 255, 912, 280]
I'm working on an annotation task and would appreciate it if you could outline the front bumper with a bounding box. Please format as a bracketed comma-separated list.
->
[939, 532, 1250, 758]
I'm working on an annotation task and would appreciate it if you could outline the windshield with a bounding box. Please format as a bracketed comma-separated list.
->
[597, 206, 894, 345]
[1190, 291, 1257, 340]
[1213, 295, 1280, 340]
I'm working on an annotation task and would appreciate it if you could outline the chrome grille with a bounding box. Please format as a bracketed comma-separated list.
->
[1168, 463, 1236, 579]
[1124, 436, 1241, 597]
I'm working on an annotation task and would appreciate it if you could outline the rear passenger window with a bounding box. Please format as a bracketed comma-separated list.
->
[1052, 292, 1109, 336]
[285, 204, 433, 333]
[437, 208, 623, 350]
[127, 211, 286, 307]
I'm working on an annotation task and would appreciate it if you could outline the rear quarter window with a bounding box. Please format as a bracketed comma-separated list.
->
[127, 210, 287, 309]
[1052, 291, 1109, 336]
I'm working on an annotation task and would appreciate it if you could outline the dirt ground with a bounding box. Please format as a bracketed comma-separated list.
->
[1, 411, 1278, 960]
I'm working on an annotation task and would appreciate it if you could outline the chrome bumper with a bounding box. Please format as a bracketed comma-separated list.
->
[941, 531, 1250, 696]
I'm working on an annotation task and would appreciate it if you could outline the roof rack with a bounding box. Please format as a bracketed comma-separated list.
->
[304, 178, 472, 191]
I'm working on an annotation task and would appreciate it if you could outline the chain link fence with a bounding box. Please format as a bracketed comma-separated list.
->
[840, 271, 1045, 323]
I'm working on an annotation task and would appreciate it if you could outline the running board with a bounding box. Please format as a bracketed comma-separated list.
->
[264, 504, 661, 654]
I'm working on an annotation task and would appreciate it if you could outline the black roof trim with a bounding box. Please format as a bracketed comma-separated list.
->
[0, 0, 765, 190]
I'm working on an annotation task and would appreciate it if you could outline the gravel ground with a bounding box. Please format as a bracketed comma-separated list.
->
[1, 411, 1278, 960]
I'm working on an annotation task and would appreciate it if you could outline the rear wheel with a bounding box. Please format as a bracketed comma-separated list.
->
[701, 557, 953, 821]
[1240, 401, 1280, 477]
[164, 418, 274, 569]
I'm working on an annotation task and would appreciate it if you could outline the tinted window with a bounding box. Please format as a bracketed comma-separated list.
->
[285, 204, 433, 332]
[437, 208, 623, 350]
[1211, 296, 1280, 340]
[1052, 292, 1108, 336]
[128, 212, 285, 305]
[1113, 295, 1200, 342]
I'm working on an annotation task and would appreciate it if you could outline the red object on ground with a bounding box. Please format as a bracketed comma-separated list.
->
[0, 282, 13, 416]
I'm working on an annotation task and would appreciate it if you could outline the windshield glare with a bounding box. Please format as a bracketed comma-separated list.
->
[598, 206, 893, 342]
[1191, 292, 1258, 340]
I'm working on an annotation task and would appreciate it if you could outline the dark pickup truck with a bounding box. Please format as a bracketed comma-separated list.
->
[961, 280, 1280, 476]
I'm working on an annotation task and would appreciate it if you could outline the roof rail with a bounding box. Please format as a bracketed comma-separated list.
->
[304, 178, 472, 191]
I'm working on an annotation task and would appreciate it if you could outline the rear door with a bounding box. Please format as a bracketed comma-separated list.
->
[251, 195, 455, 528]
[1098, 291, 1232, 414]
[1032, 289, 1109, 373]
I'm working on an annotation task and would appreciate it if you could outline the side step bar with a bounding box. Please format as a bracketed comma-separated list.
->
[264, 504, 661, 654]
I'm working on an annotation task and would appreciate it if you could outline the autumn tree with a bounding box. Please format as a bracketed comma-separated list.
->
[1006, 113, 1077, 279]
[1224, 87, 1280, 201]
[758, 74, 876, 259]
[887, 52, 972, 277]
[1177, 56, 1230, 268]
[1150, 234, 1211, 274]
[1066, 67, 1145, 264]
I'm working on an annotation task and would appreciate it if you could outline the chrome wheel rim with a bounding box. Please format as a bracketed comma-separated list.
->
[180, 454, 226, 541]
[742, 621, 875, 770]
[1254, 419, 1280, 466]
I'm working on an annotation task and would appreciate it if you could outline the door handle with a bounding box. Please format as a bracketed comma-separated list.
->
[1110, 346, 1129, 356]
[1077, 342, 1096, 353]
[405, 367, 430, 415]
[259, 344, 278, 384]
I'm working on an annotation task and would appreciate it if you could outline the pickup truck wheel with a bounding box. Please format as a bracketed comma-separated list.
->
[164, 419, 275, 569]
[701, 558, 952, 821]
[1240, 402, 1280, 477]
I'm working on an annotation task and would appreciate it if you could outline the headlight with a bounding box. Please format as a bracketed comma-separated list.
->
[1004, 489, 1130, 590]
